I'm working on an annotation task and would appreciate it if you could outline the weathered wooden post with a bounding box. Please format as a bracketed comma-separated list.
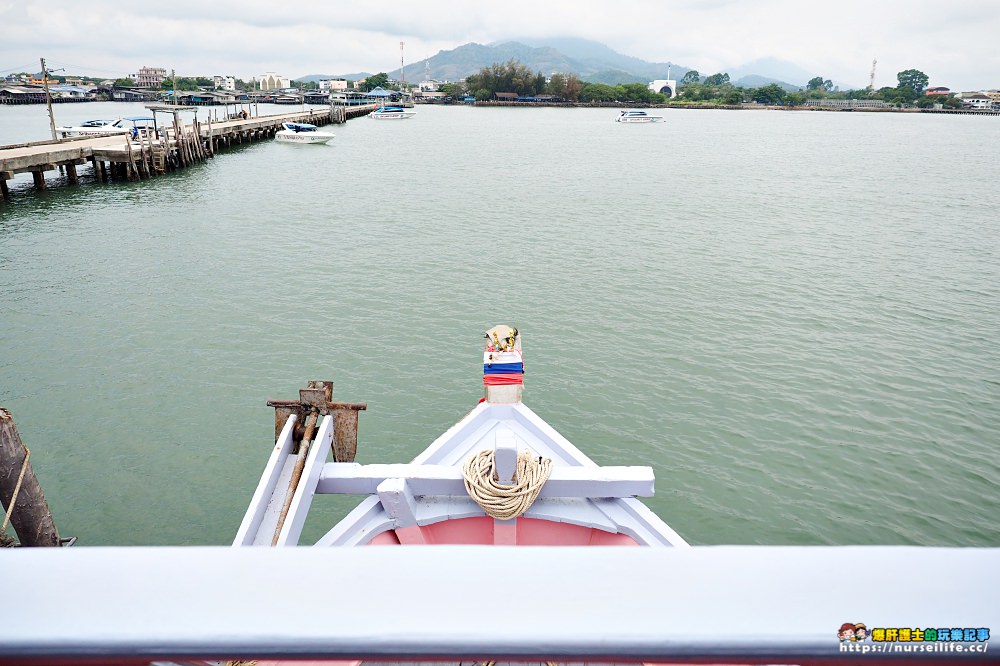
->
[0, 408, 61, 547]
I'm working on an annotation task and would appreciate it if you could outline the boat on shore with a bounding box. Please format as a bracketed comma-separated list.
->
[275, 122, 335, 144]
[368, 105, 416, 120]
[616, 109, 663, 123]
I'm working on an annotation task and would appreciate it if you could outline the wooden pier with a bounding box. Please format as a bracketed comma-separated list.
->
[0, 104, 376, 201]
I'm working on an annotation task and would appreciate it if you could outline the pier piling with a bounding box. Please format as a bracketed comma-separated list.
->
[0, 408, 61, 547]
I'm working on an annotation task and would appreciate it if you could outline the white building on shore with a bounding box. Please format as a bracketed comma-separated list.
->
[649, 79, 677, 98]
[213, 76, 236, 92]
[257, 72, 291, 91]
[319, 78, 349, 92]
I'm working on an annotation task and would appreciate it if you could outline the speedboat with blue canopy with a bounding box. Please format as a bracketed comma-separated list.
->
[276, 122, 336, 144]
[369, 105, 416, 119]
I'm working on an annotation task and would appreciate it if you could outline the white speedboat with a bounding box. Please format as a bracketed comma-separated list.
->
[275, 122, 335, 144]
[56, 116, 157, 138]
[616, 109, 663, 123]
[55, 119, 120, 136]
[368, 105, 416, 120]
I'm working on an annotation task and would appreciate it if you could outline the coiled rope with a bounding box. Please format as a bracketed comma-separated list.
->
[462, 449, 552, 521]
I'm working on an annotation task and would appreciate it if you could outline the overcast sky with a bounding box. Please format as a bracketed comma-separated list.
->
[1, 0, 997, 91]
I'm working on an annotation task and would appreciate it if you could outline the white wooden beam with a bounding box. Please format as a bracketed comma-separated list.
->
[376, 477, 419, 526]
[233, 413, 297, 546]
[275, 415, 334, 546]
[316, 462, 655, 498]
[494, 428, 518, 484]
[1, 546, 997, 663]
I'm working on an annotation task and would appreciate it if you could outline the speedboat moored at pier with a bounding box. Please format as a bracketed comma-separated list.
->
[56, 116, 157, 138]
[275, 122, 336, 144]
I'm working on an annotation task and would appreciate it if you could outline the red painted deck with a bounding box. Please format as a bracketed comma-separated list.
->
[366, 517, 639, 546]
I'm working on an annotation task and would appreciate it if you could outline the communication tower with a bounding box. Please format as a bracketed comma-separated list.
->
[868, 57, 877, 92]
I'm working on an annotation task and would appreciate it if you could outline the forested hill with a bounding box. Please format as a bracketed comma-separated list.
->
[388, 39, 691, 85]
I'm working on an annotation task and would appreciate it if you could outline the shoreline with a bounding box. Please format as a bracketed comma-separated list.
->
[467, 100, 1000, 115]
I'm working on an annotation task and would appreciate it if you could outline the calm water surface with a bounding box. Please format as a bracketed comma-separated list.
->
[1, 103, 998, 546]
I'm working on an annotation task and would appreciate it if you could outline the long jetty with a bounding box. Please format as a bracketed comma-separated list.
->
[0, 104, 376, 201]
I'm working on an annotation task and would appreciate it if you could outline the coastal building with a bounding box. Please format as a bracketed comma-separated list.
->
[133, 66, 167, 89]
[111, 87, 159, 102]
[925, 86, 951, 96]
[319, 78, 349, 92]
[960, 93, 992, 110]
[257, 72, 291, 91]
[50, 85, 91, 100]
[414, 90, 447, 102]
[177, 90, 237, 105]
[213, 76, 236, 92]
[649, 79, 678, 98]
[803, 98, 888, 109]
[0, 85, 47, 105]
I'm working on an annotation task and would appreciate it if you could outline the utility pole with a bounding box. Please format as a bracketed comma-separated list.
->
[40, 57, 58, 141]
[172, 68, 177, 106]
[400, 41, 405, 89]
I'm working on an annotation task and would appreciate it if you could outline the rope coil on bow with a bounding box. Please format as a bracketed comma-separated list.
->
[462, 449, 552, 521]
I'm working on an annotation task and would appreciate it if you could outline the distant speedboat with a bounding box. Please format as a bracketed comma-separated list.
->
[275, 122, 335, 144]
[368, 105, 416, 120]
[616, 110, 663, 123]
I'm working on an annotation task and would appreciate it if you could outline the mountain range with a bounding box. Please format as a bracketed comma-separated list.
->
[297, 38, 826, 91]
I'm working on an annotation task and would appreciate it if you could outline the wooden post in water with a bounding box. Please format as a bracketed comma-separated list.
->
[0, 408, 61, 547]
[206, 116, 214, 157]
[123, 137, 139, 181]
[66, 162, 78, 184]
[0, 176, 9, 202]
[172, 115, 185, 168]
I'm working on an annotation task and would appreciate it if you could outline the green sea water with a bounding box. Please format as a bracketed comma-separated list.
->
[1, 103, 998, 546]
